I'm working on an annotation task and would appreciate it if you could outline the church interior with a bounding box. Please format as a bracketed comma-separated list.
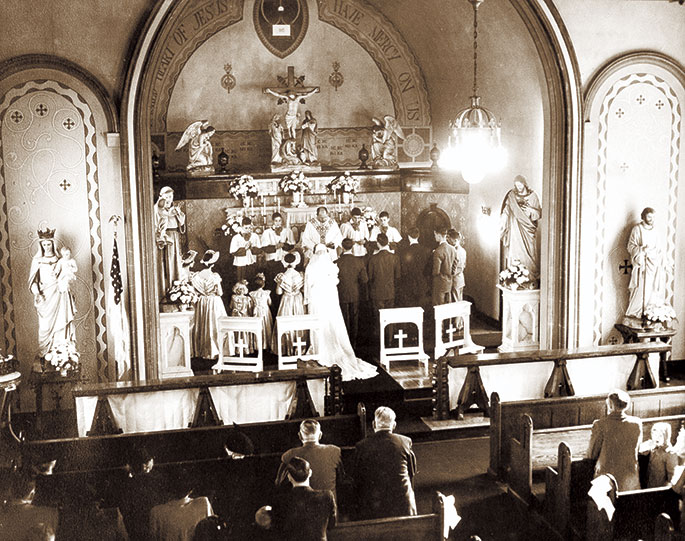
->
[0, 0, 685, 539]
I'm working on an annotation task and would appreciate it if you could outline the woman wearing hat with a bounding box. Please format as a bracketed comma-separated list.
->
[190, 250, 227, 359]
[270, 252, 305, 355]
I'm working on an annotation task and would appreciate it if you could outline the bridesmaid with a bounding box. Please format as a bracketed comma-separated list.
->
[190, 250, 226, 359]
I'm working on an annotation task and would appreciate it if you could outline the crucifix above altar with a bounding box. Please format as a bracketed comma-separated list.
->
[263, 66, 321, 173]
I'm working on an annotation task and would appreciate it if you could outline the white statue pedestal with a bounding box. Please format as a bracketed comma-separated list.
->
[497, 285, 540, 352]
[159, 311, 194, 379]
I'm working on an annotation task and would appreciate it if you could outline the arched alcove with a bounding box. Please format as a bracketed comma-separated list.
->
[122, 0, 582, 377]
[0, 55, 126, 404]
[578, 52, 685, 356]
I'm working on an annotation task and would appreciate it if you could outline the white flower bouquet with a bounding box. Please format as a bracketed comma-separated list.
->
[327, 171, 360, 194]
[228, 175, 259, 200]
[642, 304, 677, 327]
[362, 207, 378, 231]
[44, 342, 79, 376]
[168, 279, 199, 306]
[498, 260, 535, 290]
[279, 170, 311, 194]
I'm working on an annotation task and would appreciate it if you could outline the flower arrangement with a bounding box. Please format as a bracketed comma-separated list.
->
[362, 207, 378, 232]
[642, 304, 677, 328]
[44, 342, 79, 376]
[167, 279, 199, 307]
[228, 175, 259, 201]
[327, 171, 360, 194]
[279, 170, 311, 194]
[498, 260, 535, 290]
[221, 209, 244, 237]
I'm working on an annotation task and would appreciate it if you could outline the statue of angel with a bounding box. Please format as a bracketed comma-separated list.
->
[370, 115, 405, 168]
[175, 120, 216, 175]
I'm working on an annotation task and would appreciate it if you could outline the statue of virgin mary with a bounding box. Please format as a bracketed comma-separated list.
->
[28, 228, 77, 357]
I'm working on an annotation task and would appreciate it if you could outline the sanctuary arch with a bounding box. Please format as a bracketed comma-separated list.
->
[122, 0, 582, 379]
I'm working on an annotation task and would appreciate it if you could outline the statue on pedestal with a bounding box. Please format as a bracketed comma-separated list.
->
[370, 115, 405, 169]
[175, 120, 216, 176]
[300, 110, 318, 165]
[500, 175, 541, 278]
[29, 228, 77, 362]
[623, 207, 671, 328]
[269, 114, 284, 165]
[154, 186, 186, 299]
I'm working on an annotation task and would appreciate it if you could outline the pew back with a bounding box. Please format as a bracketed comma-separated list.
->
[490, 386, 685, 477]
[24, 404, 366, 472]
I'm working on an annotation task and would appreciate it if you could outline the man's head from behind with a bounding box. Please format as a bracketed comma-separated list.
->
[607, 389, 630, 413]
[285, 456, 312, 485]
[373, 406, 396, 432]
[299, 419, 322, 443]
[341, 238, 355, 253]
[376, 232, 389, 248]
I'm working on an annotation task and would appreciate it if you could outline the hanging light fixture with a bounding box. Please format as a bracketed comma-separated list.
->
[440, 0, 506, 184]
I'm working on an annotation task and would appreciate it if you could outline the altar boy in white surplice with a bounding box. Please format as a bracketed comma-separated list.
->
[230, 217, 261, 282]
[339, 207, 369, 257]
[301, 207, 343, 262]
[261, 212, 295, 285]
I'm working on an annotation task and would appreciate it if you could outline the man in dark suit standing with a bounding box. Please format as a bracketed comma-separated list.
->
[398, 227, 431, 307]
[588, 389, 642, 490]
[272, 457, 337, 541]
[275, 419, 344, 502]
[368, 233, 401, 336]
[432, 226, 456, 306]
[336, 238, 368, 351]
[352, 406, 417, 520]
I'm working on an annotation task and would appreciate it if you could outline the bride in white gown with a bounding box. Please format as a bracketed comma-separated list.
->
[304, 244, 378, 381]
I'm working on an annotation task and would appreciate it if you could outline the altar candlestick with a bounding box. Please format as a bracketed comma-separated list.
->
[261, 195, 266, 216]
[277, 197, 281, 214]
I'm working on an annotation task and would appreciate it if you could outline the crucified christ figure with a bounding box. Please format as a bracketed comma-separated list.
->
[264, 87, 320, 139]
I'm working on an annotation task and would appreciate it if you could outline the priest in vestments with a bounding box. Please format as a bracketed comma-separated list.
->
[500, 175, 541, 276]
[302, 207, 343, 262]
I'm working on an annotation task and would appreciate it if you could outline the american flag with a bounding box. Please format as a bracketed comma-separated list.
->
[107, 234, 130, 380]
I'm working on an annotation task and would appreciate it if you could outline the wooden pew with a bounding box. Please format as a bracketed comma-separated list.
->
[586, 474, 680, 541]
[432, 342, 672, 421]
[654, 513, 684, 541]
[23, 403, 366, 472]
[329, 491, 453, 541]
[508, 413, 685, 508]
[489, 385, 685, 479]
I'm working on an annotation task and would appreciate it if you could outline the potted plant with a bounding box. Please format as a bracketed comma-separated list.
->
[167, 279, 199, 311]
[498, 260, 536, 290]
[642, 304, 677, 331]
[44, 342, 80, 377]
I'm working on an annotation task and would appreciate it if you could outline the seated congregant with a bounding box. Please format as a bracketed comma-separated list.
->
[275, 419, 344, 501]
[272, 457, 337, 541]
[0, 471, 59, 541]
[639, 421, 678, 488]
[150, 479, 213, 541]
[352, 406, 417, 520]
[587, 390, 642, 490]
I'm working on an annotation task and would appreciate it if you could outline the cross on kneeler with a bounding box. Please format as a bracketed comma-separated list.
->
[293, 333, 307, 356]
[394, 329, 407, 349]
[444, 320, 458, 343]
[234, 333, 249, 358]
[619, 259, 633, 275]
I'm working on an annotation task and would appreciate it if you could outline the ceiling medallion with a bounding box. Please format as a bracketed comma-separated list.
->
[254, 0, 309, 59]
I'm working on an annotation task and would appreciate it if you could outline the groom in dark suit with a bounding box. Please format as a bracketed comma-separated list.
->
[272, 457, 337, 540]
[352, 406, 417, 520]
[337, 238, 368, 350]
[432, 226, 456, 306]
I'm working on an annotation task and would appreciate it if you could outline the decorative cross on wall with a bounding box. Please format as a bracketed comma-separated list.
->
[63, 118, 75, 130]
[620, 163, 629, 173]
[619, 259, 633, 275]
[293, 333, 307, 356]
[636, 95, 645, 105]
[608, 336, 619, 345]
[616, 108, 625, 118]
[35, 104, 48, 116]
[394, 329, 407, 349]
[59, 179, 71, 192]
[10, 111, 23, 123]
[655, 100, 665, 110]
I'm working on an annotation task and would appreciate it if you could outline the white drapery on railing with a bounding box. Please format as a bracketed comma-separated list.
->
[75, 379, 326, 437]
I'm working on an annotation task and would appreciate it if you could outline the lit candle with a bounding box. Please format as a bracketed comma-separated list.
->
[324, 195, 328, 207]
[338, 194, 341, 213]
[262, 195, 266, 216]
[277, 197, 281, 213]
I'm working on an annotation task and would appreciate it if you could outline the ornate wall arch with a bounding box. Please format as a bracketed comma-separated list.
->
[0, 55, 123, 390]
[123, 0, 582, 376]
